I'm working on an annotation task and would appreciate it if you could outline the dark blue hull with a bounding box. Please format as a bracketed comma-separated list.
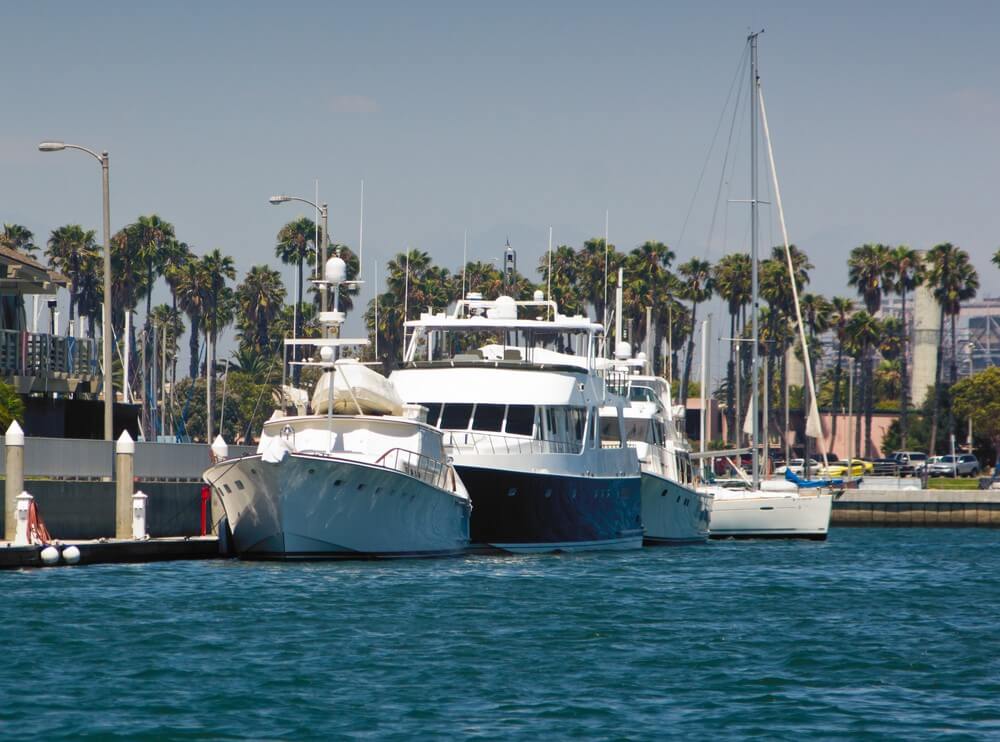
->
[456, 465, 643, 552]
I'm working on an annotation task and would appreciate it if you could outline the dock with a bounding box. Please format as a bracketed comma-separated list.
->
[832, 488, 1000, 527]
[0, 536, 222, 569]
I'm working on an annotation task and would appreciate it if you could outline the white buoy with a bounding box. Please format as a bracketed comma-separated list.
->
[132, 491, 149, 540]
[62, 545, 81, 564]
[40, 545, 59, 565]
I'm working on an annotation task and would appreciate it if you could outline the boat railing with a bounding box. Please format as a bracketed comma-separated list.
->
[373, 447, 453, 490]
[443, 430, 582, 457]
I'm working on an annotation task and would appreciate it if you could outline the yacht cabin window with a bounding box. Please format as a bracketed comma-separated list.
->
[472, 404, 505, 432]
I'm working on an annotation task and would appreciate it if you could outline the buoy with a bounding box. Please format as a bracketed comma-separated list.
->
[40, 545, 60, 565]
[62, 545, 81, 564]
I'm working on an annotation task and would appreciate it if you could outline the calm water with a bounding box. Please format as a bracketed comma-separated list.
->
[2, 528, 999, 739]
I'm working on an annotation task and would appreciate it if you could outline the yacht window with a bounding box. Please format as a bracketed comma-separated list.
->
[629, 385, 657, 403]
[472, 404, 505, 432]
[505, 405, 535, 436]
[422, 403, 442, 427]
[440, 403, 474, 430]
[600, 418, 620, 443]
[569, 408, 586, 442]
[620, 419, 651, 443]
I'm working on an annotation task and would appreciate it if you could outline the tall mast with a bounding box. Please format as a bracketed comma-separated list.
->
[749, 31, 761, 491]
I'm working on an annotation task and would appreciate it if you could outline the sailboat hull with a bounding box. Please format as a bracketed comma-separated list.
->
[707, 490, 832, 540]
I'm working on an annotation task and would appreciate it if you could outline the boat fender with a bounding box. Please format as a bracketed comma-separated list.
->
[40, 545, 60, 566]
[62, 545, 81, 564]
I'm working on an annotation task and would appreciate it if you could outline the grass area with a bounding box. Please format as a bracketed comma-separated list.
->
[927, 477, 984, 490]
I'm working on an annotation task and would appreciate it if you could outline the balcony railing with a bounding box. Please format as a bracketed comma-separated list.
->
[443, 430, 583, 456]
[0, 329, 98, 379]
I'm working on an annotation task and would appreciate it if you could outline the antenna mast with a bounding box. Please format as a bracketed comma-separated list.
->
[749, 30, 761, 491]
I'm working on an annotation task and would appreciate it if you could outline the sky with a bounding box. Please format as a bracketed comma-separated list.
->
[2, 0, 999, 371]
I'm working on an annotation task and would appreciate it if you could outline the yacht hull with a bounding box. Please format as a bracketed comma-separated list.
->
[640, 472, 712, 545]
[456, 465, 643, 553]
[707, 491, 832, 540]
[205, 454, 471, 559]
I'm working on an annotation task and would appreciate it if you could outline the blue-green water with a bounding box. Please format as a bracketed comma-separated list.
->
[2, 528, 999, 739]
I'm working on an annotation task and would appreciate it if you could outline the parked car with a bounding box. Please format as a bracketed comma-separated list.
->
[925, 454, 980, 477]
[775, 458, 820, 476]
[890, 451, 928, 476]
[820, 459, 875, 478]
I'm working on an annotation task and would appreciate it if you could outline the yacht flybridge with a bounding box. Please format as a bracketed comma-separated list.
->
[203, 257, 471, 559]
[389, 293, 643, 553]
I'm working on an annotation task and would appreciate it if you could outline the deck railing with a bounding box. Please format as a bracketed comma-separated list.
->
[443, 430, 582, 457]
[0, 329, 98, 378]
[373, 447, 454, 491]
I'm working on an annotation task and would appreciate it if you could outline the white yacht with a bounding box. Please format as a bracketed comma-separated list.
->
[203, 258, 471, 559]
[389, 292, 643, 553]
[600, 360, 712, 544]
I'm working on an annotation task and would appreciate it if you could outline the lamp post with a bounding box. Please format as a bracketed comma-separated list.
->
[269, 194, 329, 315]
[39, 141, 114, 441]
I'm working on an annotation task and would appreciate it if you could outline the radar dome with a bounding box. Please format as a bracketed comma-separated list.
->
[325, 256, 348, 284]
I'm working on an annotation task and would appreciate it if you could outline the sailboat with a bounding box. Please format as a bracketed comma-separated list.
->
[697, 32, 834, 540]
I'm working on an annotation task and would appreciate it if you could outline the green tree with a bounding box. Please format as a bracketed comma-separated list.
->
[886, 245, 925, 447]
[538, 245, 585, 317]
[845, 310, 882, 457]
[925, 243, 979, 454]
[236, 265, 286, 353]
[952, 367, 1000, 470]
[45, 225, 98, 331]
[713, 252, 752, 441]
[275, 217, 318, 354]
[677, 257, 714, 404]
[0, 381, 24, 428]
[0, 224, 38, 255]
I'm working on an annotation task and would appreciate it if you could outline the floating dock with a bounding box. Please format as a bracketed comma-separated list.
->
[0, 536, 221, 569]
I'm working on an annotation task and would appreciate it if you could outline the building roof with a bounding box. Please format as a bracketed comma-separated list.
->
[0, 245, 68, 295]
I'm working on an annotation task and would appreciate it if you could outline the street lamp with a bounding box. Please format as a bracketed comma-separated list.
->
[268, 194, 330, 315]
[39, 140, 114, 442]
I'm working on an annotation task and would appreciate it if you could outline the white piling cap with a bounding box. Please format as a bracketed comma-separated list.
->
[116, 429, 135, 454]
[16, 491, 33, 503]
[132, 490, 148, 502]
[5, 420, 24, 446]
[211, 435, 229, 460]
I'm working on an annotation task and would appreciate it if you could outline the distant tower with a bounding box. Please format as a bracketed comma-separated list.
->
[503, 239, 516, 293]
[910, 251, 940, 406]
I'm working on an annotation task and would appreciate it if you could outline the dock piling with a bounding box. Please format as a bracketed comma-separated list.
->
[4, 421, 25, 541]
[132, 491, 148, 540]
[115, 431, 135, 539]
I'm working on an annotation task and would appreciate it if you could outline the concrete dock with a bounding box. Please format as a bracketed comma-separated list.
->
[832, 489, 1000, 527]
[0, 536, 222, 569]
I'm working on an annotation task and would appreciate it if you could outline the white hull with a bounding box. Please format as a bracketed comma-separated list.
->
[641, 472, 712, 544]
[205, 453, 471, 558]
[706, 489, 832, 540]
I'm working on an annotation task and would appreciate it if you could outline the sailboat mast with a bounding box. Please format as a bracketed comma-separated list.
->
[749, 31, 761, 490]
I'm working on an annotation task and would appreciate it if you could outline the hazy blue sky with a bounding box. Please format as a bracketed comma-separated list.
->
[2, 0, 999, 359]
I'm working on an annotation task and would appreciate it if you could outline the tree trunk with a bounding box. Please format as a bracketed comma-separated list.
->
[294, 259, 304, 385]
[679, 302, 698, 405]
[831, 341, 844, 440]
[188, 314, 201, 379]
[928, 305, 946, 456]
[899, 288, 909, 449]
[854, 359, 862, 459]
[864, 343, 874, 458]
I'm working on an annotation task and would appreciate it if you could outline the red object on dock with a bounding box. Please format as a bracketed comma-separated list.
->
[200, 486, 210, 536]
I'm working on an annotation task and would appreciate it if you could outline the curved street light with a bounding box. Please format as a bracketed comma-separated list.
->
[38, 140, 114, 442]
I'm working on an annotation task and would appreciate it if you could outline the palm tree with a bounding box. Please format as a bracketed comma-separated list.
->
[847, 243, 893, 456]
[845, 310, 882, 457]
[45, 225, 98, 330]
[575, 238, 624, 326]
[713, 253, 752, 441]
[1, 224, 38, 255]
[275, 217, 317, 348]
[925, 243, 979, 453]
[149, 303, 185, 435]
[130, 215, 176, 326]
[236, 265, 286, 353]
[885, 245, 925, 448]
[829, 296, 855, 439]
[538, 245, 585, 317]
[173, 256, 211, 379]
[677, 258, 714, 405]
[623, 241, 676, 353]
